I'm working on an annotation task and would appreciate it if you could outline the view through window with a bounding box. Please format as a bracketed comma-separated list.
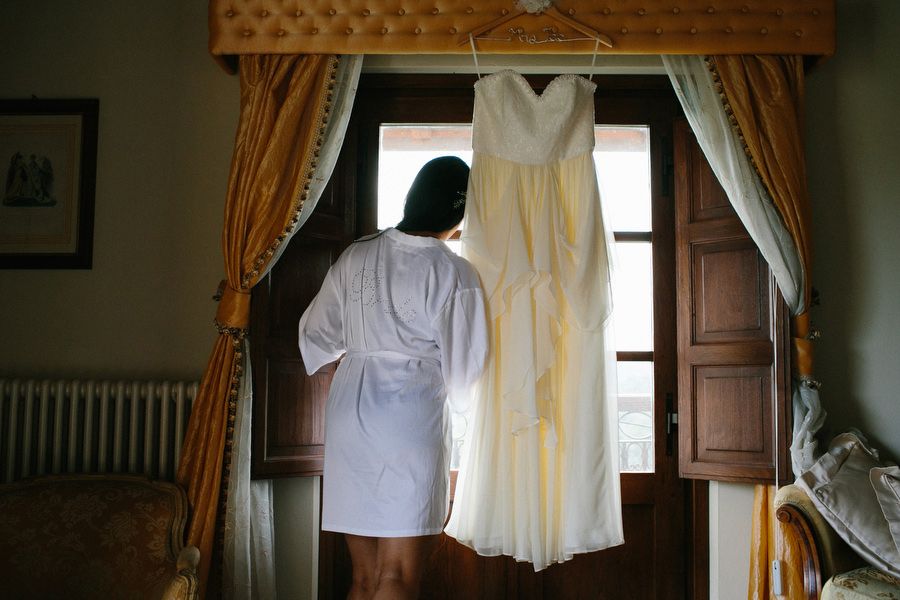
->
[378, 124, 654, 473]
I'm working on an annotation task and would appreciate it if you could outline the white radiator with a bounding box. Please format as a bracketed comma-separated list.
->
[0, 379, 199, 483]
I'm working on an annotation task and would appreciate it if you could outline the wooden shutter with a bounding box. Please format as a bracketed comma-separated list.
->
[249, 122, 362, 479]
[674, 118, 791, 484]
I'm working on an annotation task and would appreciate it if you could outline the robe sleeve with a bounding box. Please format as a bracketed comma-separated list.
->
[433, 287, 489, 413]
[298, 269, 345, 376]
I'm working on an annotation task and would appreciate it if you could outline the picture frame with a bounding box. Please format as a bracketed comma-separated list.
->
[0, 98, 98, 269]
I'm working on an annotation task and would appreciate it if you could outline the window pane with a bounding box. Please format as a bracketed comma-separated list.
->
[594, 126, 651, 232]
[378, 125, 472, 231]
[618, 361, 654, 473]
[612, 242, 653, 351]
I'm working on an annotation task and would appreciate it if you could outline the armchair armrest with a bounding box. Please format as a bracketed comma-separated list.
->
[774, 484, 867, 599]
[162, 546, 201, 600]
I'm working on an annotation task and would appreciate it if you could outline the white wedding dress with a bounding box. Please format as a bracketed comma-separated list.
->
[445, 70, 624, 570]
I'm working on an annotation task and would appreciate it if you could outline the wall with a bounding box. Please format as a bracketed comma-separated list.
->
[0, 3, 321, 597]
[0, 1, 235, 381]
[806, 0, 900, 464]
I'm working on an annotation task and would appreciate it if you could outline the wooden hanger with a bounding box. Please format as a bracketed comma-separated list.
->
[460, 4, 613, 48]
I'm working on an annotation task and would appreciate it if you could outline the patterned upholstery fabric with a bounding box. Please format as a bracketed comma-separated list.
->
[0, 473, 198, 600]
[823, 566, 900, 600]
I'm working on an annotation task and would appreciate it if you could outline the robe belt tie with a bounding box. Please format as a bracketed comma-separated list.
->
[345, 349, 440, 368]
[216, 282, 251, 330]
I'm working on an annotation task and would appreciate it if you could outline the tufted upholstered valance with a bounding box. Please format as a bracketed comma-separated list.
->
[209, 0, 835, 72]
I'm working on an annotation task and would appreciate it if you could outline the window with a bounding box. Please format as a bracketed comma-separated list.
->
[378, 124, 655, 472]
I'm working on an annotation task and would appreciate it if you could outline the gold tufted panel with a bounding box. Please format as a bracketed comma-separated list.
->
[209, 0, 835, 64]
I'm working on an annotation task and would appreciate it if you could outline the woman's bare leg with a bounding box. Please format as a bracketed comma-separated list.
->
[345, 534, 378, 600]
[372, 535, 438, 600]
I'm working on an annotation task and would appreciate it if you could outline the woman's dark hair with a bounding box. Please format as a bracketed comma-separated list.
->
[396, 156, 470, 234]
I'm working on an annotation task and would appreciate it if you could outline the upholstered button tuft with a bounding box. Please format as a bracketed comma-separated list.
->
[795, 29, 803, 36]
[362, 9, 370, 16]
[295, 10, 302, 17]
[414, 27, 421, 34]
[603, 7, 611, 14]
[449, 26, 457, 33]
[466, 7, 474, 14]
[381, 27, 388, 34]
[397, 8, 405, 15]
[311, 28, 318, 34]
[690, 27, 698, 34]
[243, 29, 251, 36]
[225, 10, 234, 17]
[776, 8, 784, 16]
[432, 7, 439, 14]
[638, 8, 646, 15]
[621, 27, 628, 33]
[741, 6, 750, 13]
[812, 8, 821, 16]
[346, 28, 353, 34]
[501, 8, 509, 15]
[655, 27, 663, 34]
[277, 29, 285, 36]
[760, 27, 768, 33]
[725, 25, 734, 33]
[673, 7, 681, 14]
[707, 6, 715, 13]
[329, 9, 336, 15]
[568, 8, 575, 15]
[260, 9, 267, 17]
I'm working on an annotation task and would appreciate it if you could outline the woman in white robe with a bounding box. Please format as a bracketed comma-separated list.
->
[299, 157, 488, 600]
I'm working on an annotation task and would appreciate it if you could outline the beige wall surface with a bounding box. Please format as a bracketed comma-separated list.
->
[806, 0, 900, 464]
[0, 1, 237, 381]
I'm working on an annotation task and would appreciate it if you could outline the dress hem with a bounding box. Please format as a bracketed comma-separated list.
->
[444, 536, 627, 571]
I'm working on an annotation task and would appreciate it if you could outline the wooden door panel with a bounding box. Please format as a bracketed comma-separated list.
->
[691, 238, 772, 343]
[266, 362, 329, 450]
[694, 365, 774, 460]
[687, 136, 732, 221]
[267, 230, 345, 334]
[251, 123, 360, 479]
[674, 118, 791, 485]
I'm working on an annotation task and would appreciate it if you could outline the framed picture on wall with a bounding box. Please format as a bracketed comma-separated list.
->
[0, 98, 98, 269]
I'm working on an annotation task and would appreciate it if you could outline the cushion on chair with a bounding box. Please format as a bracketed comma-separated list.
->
[871, 466, 900, 559]
[821, 566, 900, 600]
[775, 483, 867, 580]
[0, 473, 195, 600]
[797, 432, 900, 579]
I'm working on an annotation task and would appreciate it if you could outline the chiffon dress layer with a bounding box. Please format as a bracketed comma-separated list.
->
[298, 228, 488, 537]
[445, 70, 624, 570]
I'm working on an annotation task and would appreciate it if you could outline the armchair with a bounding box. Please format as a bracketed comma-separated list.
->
[774, 432, 900, 599]
[0, 473, 200, 600]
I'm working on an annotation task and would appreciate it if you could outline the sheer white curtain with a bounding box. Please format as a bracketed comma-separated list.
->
[661, 55, 824, 475]
[223, 54, 363, 600]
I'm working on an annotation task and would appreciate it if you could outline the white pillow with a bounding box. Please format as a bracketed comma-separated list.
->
[796, 432, 900, 578]
[871, 466, 900, 561]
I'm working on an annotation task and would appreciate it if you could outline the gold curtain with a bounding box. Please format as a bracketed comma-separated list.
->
[711, 55, 815, 600]
[175, 53, 339, 599]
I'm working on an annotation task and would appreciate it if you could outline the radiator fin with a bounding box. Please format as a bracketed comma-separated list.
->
[0, 379, 198, 483]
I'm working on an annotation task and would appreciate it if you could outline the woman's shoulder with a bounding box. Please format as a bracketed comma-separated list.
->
[440, 251, 482, 291]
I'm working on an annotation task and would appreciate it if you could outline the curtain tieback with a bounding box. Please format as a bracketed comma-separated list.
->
[216, 282, 252, 330]
[791, 311, 817, 379]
